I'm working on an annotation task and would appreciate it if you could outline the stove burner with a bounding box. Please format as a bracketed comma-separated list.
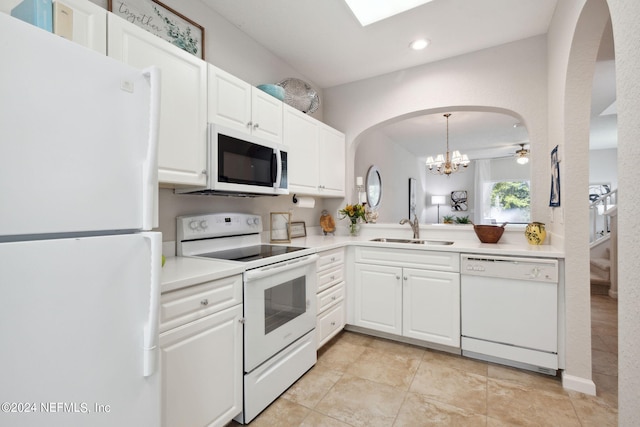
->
[198, 244, 306, 262]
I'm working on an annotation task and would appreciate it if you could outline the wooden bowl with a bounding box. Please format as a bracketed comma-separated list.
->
[472, 222, 507, 243]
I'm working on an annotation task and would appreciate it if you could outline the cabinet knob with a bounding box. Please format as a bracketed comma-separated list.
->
[396, 275, 401, 280]
[253, 123, 260, 129]
[330, 321, 336, 326]
[331, 295, 337, 300]
[404, 276, 408, 281]
[201, 169, 207, 176]
[246, 121, 253, 128]
[239, 318, 245, 324]
[200, 299, 209, 306]
[330, 275, 335, 280]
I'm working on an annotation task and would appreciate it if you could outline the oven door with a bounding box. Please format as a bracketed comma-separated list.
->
[243, 254, 318, 372]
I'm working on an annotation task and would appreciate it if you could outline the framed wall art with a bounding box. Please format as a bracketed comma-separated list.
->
[108, 0, 205, 59]
[550, 145, 561, 207]
[451, 190, 468, 211]
[408, 178, 416, 217]
[270, 212, 291, 243]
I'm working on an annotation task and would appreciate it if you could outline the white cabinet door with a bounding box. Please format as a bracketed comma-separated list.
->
[160, 304, 243, 427]
[318, 124, 345, 196]
[251, 87, 283, 142]
[284, 105, 319, 194]
[208, 65, 252, 132]
[53, 0, 106, 54]
[108, 12, 207, 187]
[403, 268, 460, 347]
[208, 65, 283, 143]
[354, 263, 402, 335]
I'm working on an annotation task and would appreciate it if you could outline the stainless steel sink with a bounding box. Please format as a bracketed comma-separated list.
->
[370, 238, 454, 245]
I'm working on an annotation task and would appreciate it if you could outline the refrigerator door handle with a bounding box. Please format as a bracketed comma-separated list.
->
[142, 232, 162, 377]
[141, 66, 161, 231]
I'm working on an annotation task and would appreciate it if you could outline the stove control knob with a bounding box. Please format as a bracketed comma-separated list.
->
[247, 217, 259, 226]
[189, 220, 199, 230]
[199, 220, 208, 230]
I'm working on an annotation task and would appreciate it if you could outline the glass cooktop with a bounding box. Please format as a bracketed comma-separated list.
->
[198, 245, 307, 262]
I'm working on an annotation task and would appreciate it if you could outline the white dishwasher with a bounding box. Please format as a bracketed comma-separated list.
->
[460, 254, 559, 375]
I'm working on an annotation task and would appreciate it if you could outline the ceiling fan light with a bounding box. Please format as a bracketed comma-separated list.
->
[517, 156, 529, 165]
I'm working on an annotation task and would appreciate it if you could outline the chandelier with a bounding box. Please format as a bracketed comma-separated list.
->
[426, 113, 470, 176]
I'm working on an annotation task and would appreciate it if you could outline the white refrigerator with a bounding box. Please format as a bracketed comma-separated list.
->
[0, 13, 162, 427]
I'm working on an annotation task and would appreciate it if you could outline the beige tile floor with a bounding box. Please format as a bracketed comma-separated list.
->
[233, 295, 617, 426]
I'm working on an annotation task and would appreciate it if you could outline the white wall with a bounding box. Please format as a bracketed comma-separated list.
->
[589, 148, 618, 189]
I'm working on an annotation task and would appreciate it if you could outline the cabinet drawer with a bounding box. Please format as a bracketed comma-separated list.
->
[317, 248, 344, 271]
[317, 282, 345, 314]
[316, 302, 345, 349]
[355, 246, 459, 272]
[317, 264, 344, 293]
[160, 275, 242, 332]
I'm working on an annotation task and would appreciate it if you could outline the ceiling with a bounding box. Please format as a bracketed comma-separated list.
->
[202, 0, 617, 157]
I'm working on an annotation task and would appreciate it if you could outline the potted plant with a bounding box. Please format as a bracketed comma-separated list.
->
[455, 215, 471, 224]
[338, 203, 367, 236]
[442, 215, 455, 224]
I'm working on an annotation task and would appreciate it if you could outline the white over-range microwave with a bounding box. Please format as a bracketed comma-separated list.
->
[177, 123, 288, 196]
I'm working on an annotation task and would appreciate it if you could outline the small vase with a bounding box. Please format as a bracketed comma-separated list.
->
[525, 222, 547, 245]
[348, 220, 360, 236]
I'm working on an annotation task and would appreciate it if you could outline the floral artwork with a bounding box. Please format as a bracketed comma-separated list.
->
[109, 0, 204, 59]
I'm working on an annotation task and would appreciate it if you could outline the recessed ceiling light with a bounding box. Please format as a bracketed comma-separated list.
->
[344, 0, 434, 26]
[410, 39, 430, 50]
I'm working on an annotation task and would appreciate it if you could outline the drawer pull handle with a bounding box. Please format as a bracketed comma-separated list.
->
[200, 299, 209, 306]
[331, 257, 336, 261]
[330, 275, 335, 280]
[331, 296, 337, 300]
[331, 321, 336, 326]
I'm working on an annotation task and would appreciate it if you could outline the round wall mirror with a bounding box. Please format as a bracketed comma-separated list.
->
[365, 165, 382, 209]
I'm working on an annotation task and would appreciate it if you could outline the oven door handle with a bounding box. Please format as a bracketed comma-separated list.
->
[244, 254, 319, 282]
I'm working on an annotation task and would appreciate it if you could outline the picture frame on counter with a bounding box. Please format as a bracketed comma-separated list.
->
[108, 0, 205, 59]
[290, 222, 307, 238]
[270, 212, 291, 243]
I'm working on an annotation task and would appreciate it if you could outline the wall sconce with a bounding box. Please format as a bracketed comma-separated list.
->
[431, 195, 446, 223]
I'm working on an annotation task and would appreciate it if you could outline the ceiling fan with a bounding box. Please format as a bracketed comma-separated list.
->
[515, 143, 530, 165]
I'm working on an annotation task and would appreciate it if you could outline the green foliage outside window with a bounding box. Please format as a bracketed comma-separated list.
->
[490, 181, 530, 209]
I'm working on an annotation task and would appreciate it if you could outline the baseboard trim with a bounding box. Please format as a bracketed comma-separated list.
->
[562, 372, 596, 395]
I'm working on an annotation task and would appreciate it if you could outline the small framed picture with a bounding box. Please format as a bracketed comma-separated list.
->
[550, 145, 561, 207]
[290, 221, 307, 238]
[108, 0, 205, 59]
[270, 212, 291, 243]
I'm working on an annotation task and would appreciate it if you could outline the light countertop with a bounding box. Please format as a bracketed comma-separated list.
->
[161, 256, 244, 293]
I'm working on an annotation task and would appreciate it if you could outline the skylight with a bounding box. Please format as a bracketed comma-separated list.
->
[344, 0, 435, 26]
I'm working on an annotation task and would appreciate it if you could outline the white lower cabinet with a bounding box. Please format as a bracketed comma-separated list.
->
[353, 247, 460, 348]
[159, 275, 243, 427]
[316, 248, 346, 348]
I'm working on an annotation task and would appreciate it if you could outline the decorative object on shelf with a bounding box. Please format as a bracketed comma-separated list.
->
[290, 221, 307, 238]
[525, 222, 547, 245]
[339, 203, 367, 237]
[442, 215, 455, 224]
[472, 222, 507, 244]
[515, 144, 530, 165]
[269, 212, 291, 243]
[319, 210, 336, 235]
[426, 113, 470, 176]
[108, 0, 204, 59]
[364, 203, 379, 224]
[549, 145, 561, 207]
[454, 215, 471, 224]
[431, 195, 446, 223]
[451, 190, 467, 211]
[257, 84, 285, 101]
[277, 78, 320, 114]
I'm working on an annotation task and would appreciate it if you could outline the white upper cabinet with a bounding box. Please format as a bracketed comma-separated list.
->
[284, 105, 345, 197]
[208, 65, 283, 144]
[52, 0, 106, 54]
[107, 13, 208, 187]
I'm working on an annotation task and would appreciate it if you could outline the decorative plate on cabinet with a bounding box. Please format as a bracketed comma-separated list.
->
[277, 78, 320, 114]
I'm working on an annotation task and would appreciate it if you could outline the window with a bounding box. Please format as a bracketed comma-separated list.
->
[485, 180, 531, 224]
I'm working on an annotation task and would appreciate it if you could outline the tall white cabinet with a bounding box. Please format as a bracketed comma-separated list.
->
[107, 12, 208, 187]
